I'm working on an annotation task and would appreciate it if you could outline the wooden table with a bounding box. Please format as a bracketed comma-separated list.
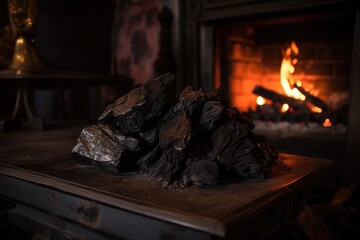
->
[0, 122, 334, 240]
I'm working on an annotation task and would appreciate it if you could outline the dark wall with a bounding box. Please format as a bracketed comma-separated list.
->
[0, 0, 8, 28]
[31, 0, 117, 120]
[36, 0, 115, 73]
[0, 1, 13, 119]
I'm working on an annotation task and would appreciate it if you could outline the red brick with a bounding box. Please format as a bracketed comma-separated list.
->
[231, 62, 263, 77]
[261, 47, 282, 62]
[229, 77, 261, 94]
[230, 94, 258, 112]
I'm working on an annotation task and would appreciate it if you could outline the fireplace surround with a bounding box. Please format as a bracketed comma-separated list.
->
[180, 0, 360, 179]
[216, 15, 353, 114]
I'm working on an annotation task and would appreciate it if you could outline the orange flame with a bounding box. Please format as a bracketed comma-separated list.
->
[280, 41, 306, 101]
[281, 104, 289, 113]
[311, 106, 322, 113]
[323, 118, 332, 127]
[256, 96, 265, 106]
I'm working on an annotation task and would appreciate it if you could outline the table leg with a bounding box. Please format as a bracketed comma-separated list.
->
[0, 85, 45, 132]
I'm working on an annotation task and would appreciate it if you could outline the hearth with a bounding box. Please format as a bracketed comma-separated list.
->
[215, 12, 353, 127]
[181, 0, 360, 163]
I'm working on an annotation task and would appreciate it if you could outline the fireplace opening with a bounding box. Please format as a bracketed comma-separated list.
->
[212, 9, 356, 159]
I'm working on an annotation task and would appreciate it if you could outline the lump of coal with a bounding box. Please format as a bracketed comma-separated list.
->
[72, 125, 129, 174]
[164, 86, 206, 121]
[148, 115, 193, 185]
[209, 117, 273, 178]
[102, 126, 142, 151]
[206, 87, 226, 102]
[159, 116, 192, 151]
[199, 101, 225, 132]
[180, 160, 219, 187]
[148, 149, 186, 185]
[98, 73, 174, 134]
[139, 126, 159, 146]
[72, 72, 278, 188]
[137, 145, 162, 173]
[72, 124, 150, 173]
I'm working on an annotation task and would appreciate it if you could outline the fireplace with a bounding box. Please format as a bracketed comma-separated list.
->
[214, 12, 354, 157]
[181, 0, 360, 176]
[216, 14, 353, 122]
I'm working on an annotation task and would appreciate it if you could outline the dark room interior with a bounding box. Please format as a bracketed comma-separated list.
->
[1, 0, 360, 239]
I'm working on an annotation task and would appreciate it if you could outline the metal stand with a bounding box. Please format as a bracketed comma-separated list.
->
[0, 85, 45, 132]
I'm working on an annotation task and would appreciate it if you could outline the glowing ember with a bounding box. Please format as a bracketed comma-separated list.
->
[323, 118, 332, 127]
[280, 41, 306, 101]
[256, 96, 266, 106]
[311, 106, 323, 113]
[281, 104, 289, 113]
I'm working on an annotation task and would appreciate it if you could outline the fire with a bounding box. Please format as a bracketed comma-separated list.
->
[251, 40, 325, 117]
[256, 96, 265, 106]
[281, 104, 289, 113]
[311, 106, 322, 113]
[280, 41, 306, 101]
[323, 118, 332, 127]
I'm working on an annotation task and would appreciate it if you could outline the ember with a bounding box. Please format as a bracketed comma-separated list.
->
[72, 73, 278, 188]
[323, 118, 332, 128]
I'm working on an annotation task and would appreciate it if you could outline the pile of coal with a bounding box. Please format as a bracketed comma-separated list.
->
[72, 73, 278, 187]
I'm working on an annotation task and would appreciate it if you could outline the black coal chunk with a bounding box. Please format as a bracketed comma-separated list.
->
[98, 73, 174, 133]
[72, 73, 278, 188]
[145, 116, 193, 185]
[148, 149, 186, 185]
[208, 115, 274, 178]
[164, 86, 206, 121]
[138, 126, 159, 146]
[179, 160, 219, 187]
[71, 125, 131, 174]
[103, 125, 142, 151]
[137, 145, 162, 173]
[159, 116, 192, 151]
[199, 101, 225, 132]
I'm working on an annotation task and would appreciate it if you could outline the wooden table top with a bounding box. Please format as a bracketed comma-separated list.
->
[0, 122, 334, 238]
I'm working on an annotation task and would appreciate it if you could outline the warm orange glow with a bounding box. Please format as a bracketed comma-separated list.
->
[311, 89, 319, 97]
[256, 96, 266, 106]
[281, 104, 289, 113]
[311, 106, 323, 113]
[323, 118, 332, 127]
[280, 41, 306, 101]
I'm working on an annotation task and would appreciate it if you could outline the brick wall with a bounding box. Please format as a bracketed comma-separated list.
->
[227, 30, 352, 112]
[228, 34, 263, 111]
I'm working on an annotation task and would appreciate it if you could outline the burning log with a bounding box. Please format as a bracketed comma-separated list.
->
[253, 85, 306, 111]
[72, 73, 278, 188]
[294, 83, 328, 112]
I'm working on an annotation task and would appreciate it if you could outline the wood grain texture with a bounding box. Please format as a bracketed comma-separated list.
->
[0, 122, 334, 238]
